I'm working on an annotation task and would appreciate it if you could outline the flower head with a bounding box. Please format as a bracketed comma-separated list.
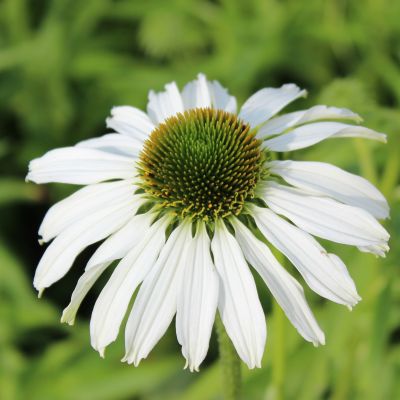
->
[27, 73, 389, 371]
[138, 108, 265, 220]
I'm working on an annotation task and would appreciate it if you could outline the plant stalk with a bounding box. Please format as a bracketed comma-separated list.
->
[215, 315, 242, 400]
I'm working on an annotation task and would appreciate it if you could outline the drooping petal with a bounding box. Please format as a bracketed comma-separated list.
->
[358, 243, 390, 258]
[211, 220, 266, 369]
[268, 160, 389, 219]
[181, 73, 212, 109]
[39, 180, 135, 242]
[176, 222, 219, 372]
[250, 205, 360, 307]
[76, 133, 143, 158]
[147, 82, 184, 125]
[26, 147, 135, 185]
[61, 212, 154, 325]
[238, 84, 307, 128]
[327, 254, 358, 294]
[257, 105, 361, 139]
[232, 218, 325, 346]
[208, 80, 237, 113]
[33, 197, 141, 292]
[261, 182, 389, 252]
[264, 122, 386, 151]
[123, 221, 192, 366]
[85, 211, 154, 271]
[90, 216, 171, 356]
[61, 262, 111, 325]
[106, 106, 155, 141]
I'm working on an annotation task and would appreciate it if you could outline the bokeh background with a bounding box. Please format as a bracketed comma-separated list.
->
[1, 0, 399, 399]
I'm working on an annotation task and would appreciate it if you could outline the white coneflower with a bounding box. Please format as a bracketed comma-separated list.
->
[27, 73, 389, 372]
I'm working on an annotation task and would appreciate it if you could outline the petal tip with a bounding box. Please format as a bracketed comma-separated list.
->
[105, 117, 113, 128]
[313, 332, 326, 346]
[97, 347, 106, 358]
[60, 308, 75, 325]
[347, 294, 362, 310]
[25, 172, 34, 183]
[164, 81, 178, 90]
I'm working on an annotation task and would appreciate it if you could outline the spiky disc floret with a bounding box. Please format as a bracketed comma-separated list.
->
[138, 108, 265, 220]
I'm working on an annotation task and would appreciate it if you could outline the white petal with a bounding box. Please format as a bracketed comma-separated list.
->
[232, 218, 325, 346]
[208, 80, 237, 113]
[76, 133, 143, 158]
[358, 243, 389, 258]
[61, 212, 154, 326]
[123, 221, 192, 366]
[238, 84, 307, 128]
[258, 105, 361, 139]
[85, 211, 154, 271]
[211, 220, 266, 369]
[39, 180, 135, 242]
[264, 122, 386, 151]
[147, 81, 184, 124]
[61, 262, 111, 325]
[90, 216, 171, 356]
[262, 182, 389, 251]
[33, 197, 141, 291]
[182, 73, 212, 109]
[106, 106, 154, 141]
[26, 147, 135, 185]
[251, 205, 360, 306]
[269, 160, 389, 219]
[176, 223, 219, 372]
[327, 254, 358, 294]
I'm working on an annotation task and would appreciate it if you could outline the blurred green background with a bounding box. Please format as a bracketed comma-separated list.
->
[0, 0, 399, 399]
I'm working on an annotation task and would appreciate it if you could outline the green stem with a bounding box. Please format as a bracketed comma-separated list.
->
[271, 250, 287, 400]
[272, 301, 286, 400]
[380, 143, 399, 199]
[215, 315, 242, 400]
[353, 139, 378, 184]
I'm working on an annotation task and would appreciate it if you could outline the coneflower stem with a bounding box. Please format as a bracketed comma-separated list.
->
[216, 315, 242, 400]
[271, 250, 286, 400]
[273, 303, 286, 400]
[353, 138, 378, 184]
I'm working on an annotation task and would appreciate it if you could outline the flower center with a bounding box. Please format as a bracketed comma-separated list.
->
[138, 108, 264, 220]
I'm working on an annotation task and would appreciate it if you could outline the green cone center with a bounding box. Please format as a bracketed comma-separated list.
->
[138, 108, 264, 220]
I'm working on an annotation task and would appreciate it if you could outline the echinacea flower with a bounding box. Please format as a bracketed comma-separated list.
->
[27, 74, 389, 371]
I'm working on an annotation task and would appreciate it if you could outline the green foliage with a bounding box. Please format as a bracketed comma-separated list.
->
[0, 0, 399, 399]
